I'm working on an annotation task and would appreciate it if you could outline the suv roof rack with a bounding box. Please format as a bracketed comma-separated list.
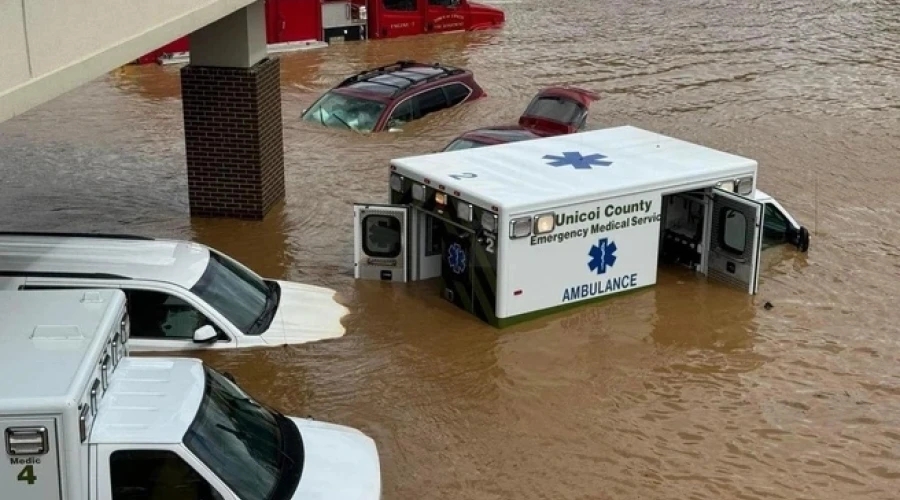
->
[0, 231, 156, 241]
[336, 60, 465, 97]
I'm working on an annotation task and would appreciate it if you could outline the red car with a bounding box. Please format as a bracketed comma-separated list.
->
[301, 60, 486, 133]
[441, 87, 599, 151]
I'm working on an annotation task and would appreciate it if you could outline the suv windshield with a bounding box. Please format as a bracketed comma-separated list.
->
[302, 91, 386, 132]
[184, 367, 303, 500]
[189, 251, 277, 335]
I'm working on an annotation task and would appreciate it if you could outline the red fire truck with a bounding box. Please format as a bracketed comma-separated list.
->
[136, 0, 505, 65]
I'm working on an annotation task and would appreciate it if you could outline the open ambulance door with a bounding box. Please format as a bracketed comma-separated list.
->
[354, 204, 409, 282]
[706, 189, 764, 294]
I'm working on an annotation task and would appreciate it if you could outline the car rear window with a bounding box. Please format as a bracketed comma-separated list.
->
[479, 129, 537, 142]
[523, 96, 585, 124]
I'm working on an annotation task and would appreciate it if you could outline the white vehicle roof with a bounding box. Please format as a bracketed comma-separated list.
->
[0, 233, 210, 289]
[90, 357, 205, 445]
[0, 289, 126, 411]
[391, 125, 758, 213]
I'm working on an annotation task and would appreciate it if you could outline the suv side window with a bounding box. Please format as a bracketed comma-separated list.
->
[110, 449, 225, 500]
[414, 87, 450, 118]
[125, 290, 225, 341]
[444, 83, 471, 107]
[387, 99, 416, 128]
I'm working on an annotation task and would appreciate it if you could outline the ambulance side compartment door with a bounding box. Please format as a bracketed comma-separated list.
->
[707, 188, 764, 294]
[1, 416, 62, 500]
[354, 203, 409, 282]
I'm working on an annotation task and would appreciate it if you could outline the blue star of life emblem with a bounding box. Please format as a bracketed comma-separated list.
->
[543, 151, 612, 170]
[588, 238, 618, 275]
[447, 242, 467, 275]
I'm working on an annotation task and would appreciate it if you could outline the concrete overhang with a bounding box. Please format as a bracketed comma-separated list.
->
[0, 0, 258, 124]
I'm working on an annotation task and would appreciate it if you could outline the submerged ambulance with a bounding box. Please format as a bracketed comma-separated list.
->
[353, 125, 810, 327]
[1, 289, 382, 500]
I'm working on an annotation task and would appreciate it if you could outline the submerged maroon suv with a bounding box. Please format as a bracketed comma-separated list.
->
[441, 87, 599, 151]
[301, 60, 486, 133]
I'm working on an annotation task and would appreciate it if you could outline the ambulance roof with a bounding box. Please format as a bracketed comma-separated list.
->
[0, 233, 212, 290]
[0, 289, 126, 411]
[90, 357, 205, 445]
[391, 125, 758, 213]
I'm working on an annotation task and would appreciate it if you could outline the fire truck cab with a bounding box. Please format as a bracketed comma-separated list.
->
[365, 0, 505, 39]
[137, 0, 505, 65]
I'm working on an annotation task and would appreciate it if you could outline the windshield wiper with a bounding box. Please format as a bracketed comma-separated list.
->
[216, 423, 294, 468]
[331, 111, 353, 130]
[249, 283, 278, 334]
[220, 390, 263, 409]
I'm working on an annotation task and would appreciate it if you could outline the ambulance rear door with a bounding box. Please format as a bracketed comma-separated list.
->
[2, 417, 63, 500]
[353, 203, 409, 282]
[706, 188, 764, 294]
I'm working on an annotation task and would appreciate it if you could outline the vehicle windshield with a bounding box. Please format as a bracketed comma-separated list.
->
[302, 91, 386, 133]
[443, 138, 488, 151]
[183, 367, 285, 500]
[189, 251, 275, 335]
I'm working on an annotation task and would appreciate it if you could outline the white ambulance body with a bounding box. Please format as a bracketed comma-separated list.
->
[0, 289, 382, 500]
[353, 125, 810, 327]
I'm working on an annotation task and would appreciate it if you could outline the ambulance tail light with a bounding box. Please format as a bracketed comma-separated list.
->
[412, 183, 427, 202]
[481, 212, 498, 232]
[434, 192, 448, 206]
[510, 217, 532, 239]
[390, 173, 403, 192]
[533, 213, 555, 234]
[736, 175, 754, 196]
[456, 200, 473, 222]
[716, 180, 735, 192]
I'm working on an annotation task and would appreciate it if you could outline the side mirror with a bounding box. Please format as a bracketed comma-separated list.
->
[796, 226, 810, 253]
[193, 325, 218, 344]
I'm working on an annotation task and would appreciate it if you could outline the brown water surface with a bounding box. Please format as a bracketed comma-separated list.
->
[2, 0, 900, 498]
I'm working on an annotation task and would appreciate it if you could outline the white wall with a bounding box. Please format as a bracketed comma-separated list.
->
[0, 0, 260, 123]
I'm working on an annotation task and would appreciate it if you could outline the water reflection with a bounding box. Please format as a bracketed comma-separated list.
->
[188, 203, 294, 281]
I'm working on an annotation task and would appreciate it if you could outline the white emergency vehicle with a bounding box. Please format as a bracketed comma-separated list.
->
[1, 289, 382, 500]
[353, 125, 810, 327]
[0, 232, 349, 352]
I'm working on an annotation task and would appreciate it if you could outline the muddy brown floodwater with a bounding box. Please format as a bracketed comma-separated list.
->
[3, 0, 900, 498]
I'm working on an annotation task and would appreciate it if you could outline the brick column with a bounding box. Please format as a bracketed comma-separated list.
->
[181, 56, 284, 219]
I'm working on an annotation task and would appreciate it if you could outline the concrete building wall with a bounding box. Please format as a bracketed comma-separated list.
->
[0, 0, 257, 123]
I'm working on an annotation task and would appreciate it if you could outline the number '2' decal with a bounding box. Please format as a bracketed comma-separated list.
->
[485, 235, 496, 254]
[449, 172, 477, 180]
